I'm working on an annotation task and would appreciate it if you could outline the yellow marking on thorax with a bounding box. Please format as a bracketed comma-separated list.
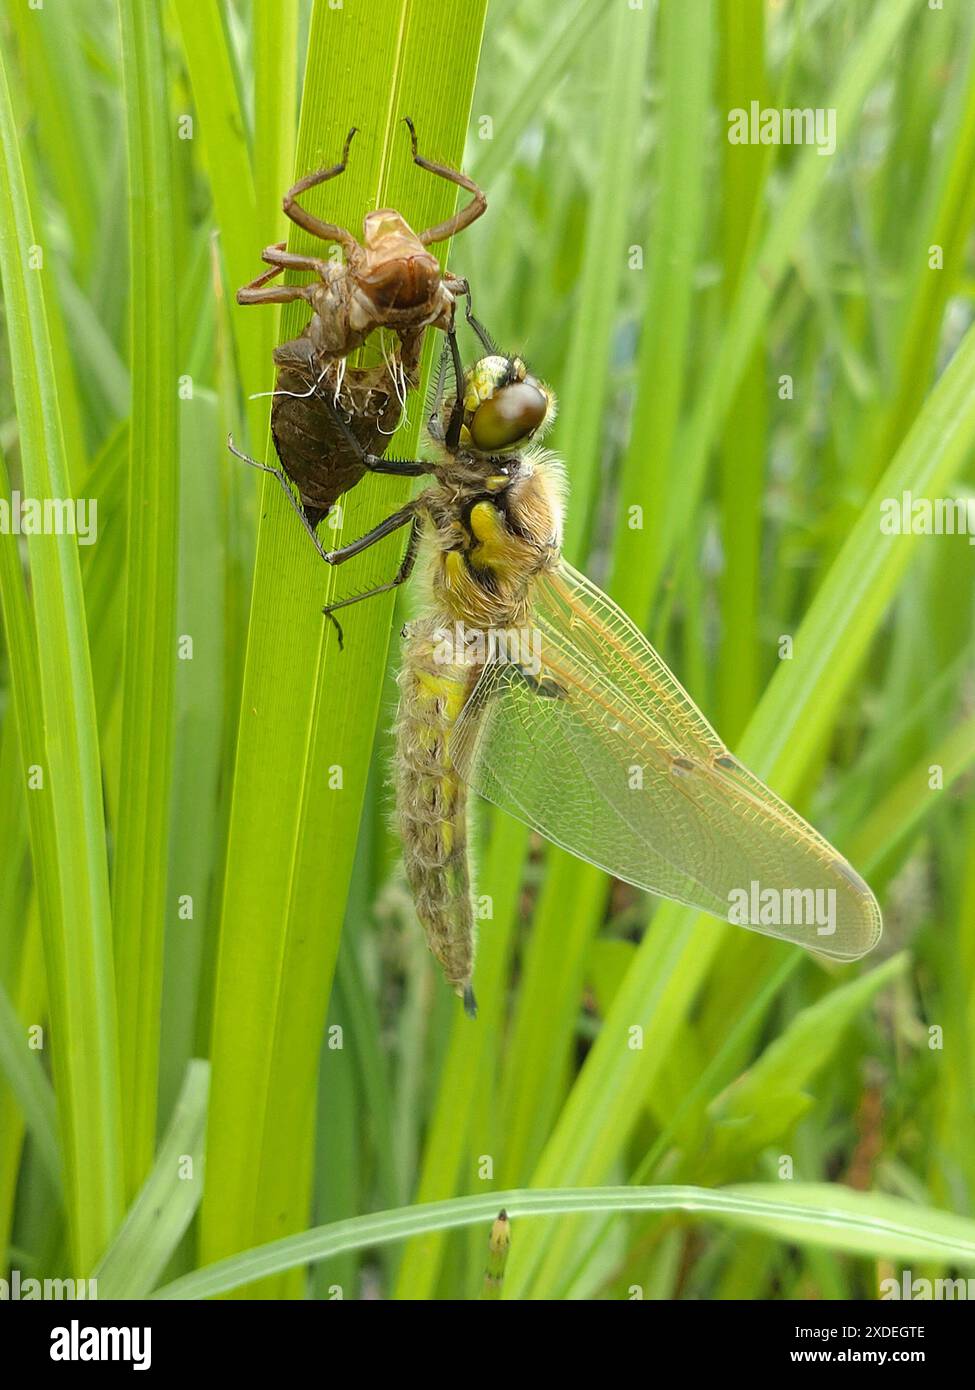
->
[469, 500, 516, 570]
[444, 550, 468, 589]
[439, 520, 524, 628]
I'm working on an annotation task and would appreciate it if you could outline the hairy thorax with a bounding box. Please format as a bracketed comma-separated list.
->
[426, 451, 565, 631]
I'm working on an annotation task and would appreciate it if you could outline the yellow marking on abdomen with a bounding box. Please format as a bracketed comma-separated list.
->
[396, 634, 478, 1001]
[417, 668, 469, 721]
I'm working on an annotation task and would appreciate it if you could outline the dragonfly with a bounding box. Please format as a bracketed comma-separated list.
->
[310, 350, 883, 1015]
[232, 118, 491, 542]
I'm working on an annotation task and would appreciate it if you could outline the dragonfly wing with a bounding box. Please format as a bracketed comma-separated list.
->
[449, 561, 881, 959]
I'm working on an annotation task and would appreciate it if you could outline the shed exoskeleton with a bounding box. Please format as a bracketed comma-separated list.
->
[232, 119, 490, 538]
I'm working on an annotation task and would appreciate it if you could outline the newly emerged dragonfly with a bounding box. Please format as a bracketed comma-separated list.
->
[233, 119, 490, 534]
[315, 352, 883, 1015]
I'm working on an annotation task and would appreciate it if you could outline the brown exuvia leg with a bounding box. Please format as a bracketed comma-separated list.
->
[282, 127, 362, 257]
[259, 243, 334, 277]
[402, 117, 487, 247]
[240, 242, 286, 288]
[237, 244, 316, 306]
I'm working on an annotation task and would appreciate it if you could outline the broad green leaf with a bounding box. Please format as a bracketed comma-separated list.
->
[201, 0, 489, 1297]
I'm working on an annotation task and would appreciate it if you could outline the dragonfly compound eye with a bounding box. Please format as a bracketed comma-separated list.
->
[468, 378, 549, 453]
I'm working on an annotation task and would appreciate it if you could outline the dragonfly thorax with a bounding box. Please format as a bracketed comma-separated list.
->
[423, 451, 565, 631]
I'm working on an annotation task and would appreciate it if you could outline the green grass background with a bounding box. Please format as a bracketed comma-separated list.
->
[0, 0, 974, 1300]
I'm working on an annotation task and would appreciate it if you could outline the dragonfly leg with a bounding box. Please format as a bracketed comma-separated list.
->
[443, 273, 497, 355]
[227, 435, 334, 563]
[321, 500, 420, 567]
[444, 325, 466, 450]
[322, 510, 423, 648]
[312, 392, 430, 478]
[425, 323, 469, 449]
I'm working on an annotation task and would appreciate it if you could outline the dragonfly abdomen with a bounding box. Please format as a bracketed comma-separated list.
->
[395, 623, 482, 1016]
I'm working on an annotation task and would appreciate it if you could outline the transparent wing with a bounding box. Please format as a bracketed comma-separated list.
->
[449, 561, 881, 959]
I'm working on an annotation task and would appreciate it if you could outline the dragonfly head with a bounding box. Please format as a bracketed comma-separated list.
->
[459, 355, 556, 455]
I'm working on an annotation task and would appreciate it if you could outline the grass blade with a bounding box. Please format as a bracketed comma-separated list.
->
[0, 38, 122, 1272]
[0, 973, 60, 1193]
[155, 1182, 975, 1299]
[93, 1060, 208, 1298]
[112, 0, 180, 1195]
